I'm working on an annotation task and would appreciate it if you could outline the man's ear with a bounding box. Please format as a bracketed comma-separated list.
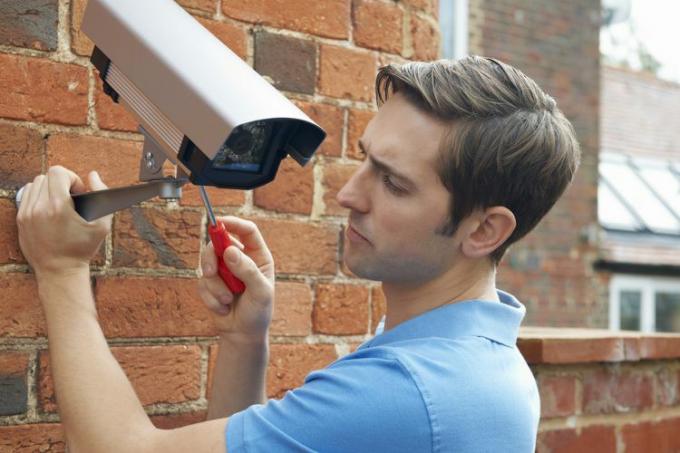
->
[460, 207, 516, 259]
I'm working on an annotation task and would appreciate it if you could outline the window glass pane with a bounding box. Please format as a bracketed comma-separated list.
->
[637, 166, 680, 219]
[439, 0, 455, 59]
[598, 182, 642, 231]
[600, 161, 680, 234]
[655, 292, 680, 333]
[620, 290, 641, 331]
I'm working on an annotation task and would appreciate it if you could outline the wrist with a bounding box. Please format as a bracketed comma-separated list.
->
[36, 266, 95, 315]
[35, 264, 91, 284]
[218, 330, 270, 345]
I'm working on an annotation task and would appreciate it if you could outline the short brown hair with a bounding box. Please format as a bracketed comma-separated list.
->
[375, 55, 581, 264]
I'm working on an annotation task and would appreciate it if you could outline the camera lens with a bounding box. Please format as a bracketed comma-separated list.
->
[213, 121, 274, 172]
[228, 128, 254, 155]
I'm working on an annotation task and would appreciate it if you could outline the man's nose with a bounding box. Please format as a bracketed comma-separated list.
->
[336, 167, 369, 213]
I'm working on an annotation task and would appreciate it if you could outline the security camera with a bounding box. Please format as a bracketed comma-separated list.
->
[16, 0, 325, 221]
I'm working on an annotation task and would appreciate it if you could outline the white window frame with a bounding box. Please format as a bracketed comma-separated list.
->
[609, 274, 680, 332]
[439, 0, 469, 60]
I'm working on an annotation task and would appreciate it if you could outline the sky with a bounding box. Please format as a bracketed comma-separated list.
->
[600, 0, 680, 83]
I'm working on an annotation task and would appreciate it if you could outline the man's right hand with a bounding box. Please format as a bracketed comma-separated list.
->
[198, 216, 275, 339]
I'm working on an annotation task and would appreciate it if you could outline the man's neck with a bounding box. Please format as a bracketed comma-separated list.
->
[381, 259, 498, 332]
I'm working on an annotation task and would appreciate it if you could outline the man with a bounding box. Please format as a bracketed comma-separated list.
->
[16, 56, 580, 452]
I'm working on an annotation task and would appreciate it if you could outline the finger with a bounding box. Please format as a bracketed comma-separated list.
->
[200, 241, 219, 277]
[35, 174, 50, 211]
[198, 278, 233, 313]
[216, 216, 268, 253]
[87, 170, 108, 191]
[222, 245, 268, 292]
[228, 233, 245, 251]
[87, 171, 113, 229]
[47, 166, 86, 203]
[216, 216, 273, 268]
[26, 175, 46, 215]
[17, 182, 32, 219]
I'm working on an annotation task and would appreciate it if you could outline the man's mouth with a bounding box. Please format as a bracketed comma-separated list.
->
[347, 223, 370, 244]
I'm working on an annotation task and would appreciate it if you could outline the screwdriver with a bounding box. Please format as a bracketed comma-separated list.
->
[199, 185, 246, 294]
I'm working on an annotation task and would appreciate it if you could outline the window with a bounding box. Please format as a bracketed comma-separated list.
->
[439, 0, 468, 60]
[609, 275, 680, 332]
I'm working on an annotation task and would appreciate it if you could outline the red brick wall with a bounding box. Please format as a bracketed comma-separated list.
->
[0, 0, 438, 446]
[469, 0, 605, 328]
[521, 328, 680, 453]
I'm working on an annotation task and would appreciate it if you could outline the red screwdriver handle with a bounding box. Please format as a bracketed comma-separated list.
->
[208, 221, 246, 294]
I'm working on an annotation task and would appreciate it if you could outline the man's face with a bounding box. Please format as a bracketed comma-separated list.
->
[336, 93, 461, 284]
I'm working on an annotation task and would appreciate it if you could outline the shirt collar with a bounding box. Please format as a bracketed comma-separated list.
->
[359, 290, 525, 350]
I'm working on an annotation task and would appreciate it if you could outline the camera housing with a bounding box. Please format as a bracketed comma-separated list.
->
[82, 0, 325, 189]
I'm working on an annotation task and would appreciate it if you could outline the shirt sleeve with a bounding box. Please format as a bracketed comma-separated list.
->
[225, 350, 432, 453]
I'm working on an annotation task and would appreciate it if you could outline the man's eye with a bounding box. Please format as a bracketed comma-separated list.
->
[382, 174, 405, 194]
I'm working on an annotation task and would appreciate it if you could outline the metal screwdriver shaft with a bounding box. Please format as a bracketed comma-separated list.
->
[199, 185, 246, 294]
[199, 185, 217, 227]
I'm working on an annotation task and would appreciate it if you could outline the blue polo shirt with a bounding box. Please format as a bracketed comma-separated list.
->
[226, 290, 540, 452]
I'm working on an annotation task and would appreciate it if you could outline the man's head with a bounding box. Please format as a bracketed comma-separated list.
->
[337, 55, 581, 284]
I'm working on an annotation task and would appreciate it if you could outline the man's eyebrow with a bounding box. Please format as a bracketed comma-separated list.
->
[358, 139, 416, 188]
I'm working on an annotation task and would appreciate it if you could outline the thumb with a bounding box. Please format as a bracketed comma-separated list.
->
[88, 171, 108, 191]
[87, 171, 112, 229]
[223, 246, 265, 289]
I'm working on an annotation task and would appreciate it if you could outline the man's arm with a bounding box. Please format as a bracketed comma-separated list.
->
[16, 167, 276, 453]
[196, 221, 276, 419]
[207, 333, 269, 419]
[39, 269, 228, 453]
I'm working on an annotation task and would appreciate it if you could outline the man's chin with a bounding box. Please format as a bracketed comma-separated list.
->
[343, 254, 382, 281]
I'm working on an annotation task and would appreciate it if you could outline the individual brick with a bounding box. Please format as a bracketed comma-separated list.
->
[222, 0, 350, 39]
[270, 281, 313, 336]
[0, 424, 65, 452]
[538, 374, 577, 418]
[318, 45, 377, 102]
[0, 273, 46, 338]
[0, 54, 88, 126]
[253, 157, 314, 215]
[352, 0, 403, 54]
[256, 218, 339, 276]
[266, 344, 337, 398]
[254, 31, 317, 94]
[70, 0, 93, 56]
[294, 101, 344, 157]
[0, 0, 58, 51]
[0, 123, 44, 191]
[537, 425, 616, 453]
[0, 351, 30, 416]
[312, 283, 369, 335]
[408, 13, 439, 61]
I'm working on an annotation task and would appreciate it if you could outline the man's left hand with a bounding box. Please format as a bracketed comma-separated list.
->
[16, 166, 112, 280]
